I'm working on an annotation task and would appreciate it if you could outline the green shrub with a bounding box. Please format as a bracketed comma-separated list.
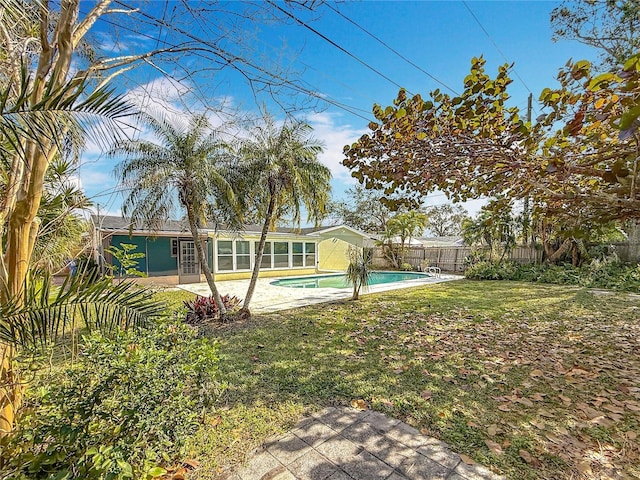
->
[464, 261, 518, 280]
[400, 262, 414, 271]
[5, 322, 223, 480]
[464, 259, 640, 292]
[183, 294, 241, 325]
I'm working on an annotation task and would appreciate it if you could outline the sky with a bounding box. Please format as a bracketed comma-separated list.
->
[79, 0, 598, 220]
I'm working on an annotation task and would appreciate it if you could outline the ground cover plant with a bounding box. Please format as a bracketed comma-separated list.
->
[185, 281, 640, 480]
[465, 260, 640, 292]
[3, 322, 222, 479]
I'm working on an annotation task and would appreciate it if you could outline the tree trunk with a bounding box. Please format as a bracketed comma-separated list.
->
[184, 202, 227, 317]
[241, 194, 276, 318]
[547, 237, 572, 264]
[0, 344, 19, 446]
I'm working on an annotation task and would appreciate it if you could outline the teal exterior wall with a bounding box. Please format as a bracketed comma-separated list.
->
[107, 235, 178, 276]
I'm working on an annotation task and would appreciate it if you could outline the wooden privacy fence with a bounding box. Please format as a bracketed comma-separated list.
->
[372, 246, 542, 273]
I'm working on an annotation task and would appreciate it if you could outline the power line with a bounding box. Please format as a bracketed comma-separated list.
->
[87, 3, 377, 122]
[462, 1, 538, 114]
[325, 3, 459, 96]
[265, 0, 411, 95]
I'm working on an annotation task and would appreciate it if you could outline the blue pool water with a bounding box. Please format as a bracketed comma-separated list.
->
[270, 271, 431, 289]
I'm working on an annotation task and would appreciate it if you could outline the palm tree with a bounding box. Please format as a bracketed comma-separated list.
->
[112, 112, 240, 317]
[381, 211, 428, 268]
[345, 245, 372, 300]
[237, 116, 331, 317]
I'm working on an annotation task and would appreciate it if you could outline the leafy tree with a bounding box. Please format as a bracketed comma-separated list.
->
[343, 56, 640, 227]
[551, 0, 640, 69]
[330, 185, 399, 233]
[379, 210, 428, 268]
[344, 245, 372, 300]
[237, 115, 331, 317]
[31, 158, 92, 273]
[112, 112, 239, 317]
[462, 199, 520, 262]
[424, 204, 470, 236]
[105, 243, 146, 283]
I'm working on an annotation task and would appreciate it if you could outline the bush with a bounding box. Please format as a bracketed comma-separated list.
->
[463, 261, 518, 280]
[400, 262, 414, 271]
[464, 259, 640, 292]
[184, 294, 241, 324]
[5, 322, 223, 480]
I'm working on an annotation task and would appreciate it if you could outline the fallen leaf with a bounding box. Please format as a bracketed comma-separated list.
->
[577, 460, 592, 475]
[350, 399, 368, 411]
[545, 433, 562, 444]
[487, 424, 499, 436]
[516, 397, 534, 407]
[380, 398, 394, 407]
[498, 404, 511, 412]
[519, 449, 542, 467]
[558, 394, 572, 406]
[209, 416, 222, 427]
[459, 454, 475, 465]
[531, 392, 545, 402]
[626, 431, 637, 440]
[530, 420, 545, 429]
[538, 409, 555, 418]
[420, 390, 432, 401]
[602, 404, 625, 414]
[485, 439, 503, 455]
[530, 369, 544, 377]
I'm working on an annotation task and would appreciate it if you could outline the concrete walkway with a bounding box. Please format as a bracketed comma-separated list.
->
[179, 272, 461, 314]
[224, 407, 505, 480]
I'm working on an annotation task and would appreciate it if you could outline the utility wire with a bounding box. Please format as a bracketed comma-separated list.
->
[462, 1, 538, 114]
[86, 3, 376, 122]
[326, 3, 458, 95]
[265, 0, 411, 95]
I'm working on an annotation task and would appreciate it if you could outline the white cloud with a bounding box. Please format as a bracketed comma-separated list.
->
[306, 111, 368, 184]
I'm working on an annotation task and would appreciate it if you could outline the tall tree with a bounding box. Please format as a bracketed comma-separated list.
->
[237, 116, 330, 317]
[424, 204, 470, 237]
[330, 185, 398, 233]
[112, 112, 240, 316]
[551, 0, 640, 70]
[380, 210, 428, 268]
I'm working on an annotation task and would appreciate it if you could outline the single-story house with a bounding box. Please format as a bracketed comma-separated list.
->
[91, 215, 374, 285]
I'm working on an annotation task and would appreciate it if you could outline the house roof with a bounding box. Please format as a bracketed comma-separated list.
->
[92, 215, 338, 237]
[417, 236, 466, 247]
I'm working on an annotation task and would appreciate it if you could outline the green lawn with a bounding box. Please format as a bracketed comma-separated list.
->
[171, 281, 640, 480]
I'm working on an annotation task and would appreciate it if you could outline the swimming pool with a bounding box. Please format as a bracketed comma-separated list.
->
[270, 271, 431, 289]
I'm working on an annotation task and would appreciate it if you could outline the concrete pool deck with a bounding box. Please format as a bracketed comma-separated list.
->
[178, 272, 462, 314]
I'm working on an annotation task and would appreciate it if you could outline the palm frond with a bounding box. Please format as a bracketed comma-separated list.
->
[0, 62, 134, 161]
[0, 268, 166, 352]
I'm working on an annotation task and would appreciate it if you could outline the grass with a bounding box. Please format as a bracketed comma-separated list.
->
[159, 281, 640, 479]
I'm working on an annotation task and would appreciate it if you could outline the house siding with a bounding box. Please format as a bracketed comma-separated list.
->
[318, 238, 350, 271]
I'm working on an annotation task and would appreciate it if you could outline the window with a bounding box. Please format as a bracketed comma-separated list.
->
[256, 241, 272, 268]
[217, 241, 233, 271]
[236, 241, 251, 270]
[274, 242, 289, 268]
[292, 242, 304, 267]
[171, 238, 178, 257]
[305, 242, 316, 266]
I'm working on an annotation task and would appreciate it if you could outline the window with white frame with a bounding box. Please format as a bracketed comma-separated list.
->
[236, 241, 251, 270]
[255, 241, 272, 268]
[292, 242, 304, 267]
[305, 242, 316, 266]
[217, 241, 233, 271]
[273, 242, 289, 268]
[216, 239, 317, 272]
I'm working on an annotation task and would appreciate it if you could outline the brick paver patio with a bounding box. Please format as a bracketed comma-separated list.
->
[223, 407, 506, 480]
